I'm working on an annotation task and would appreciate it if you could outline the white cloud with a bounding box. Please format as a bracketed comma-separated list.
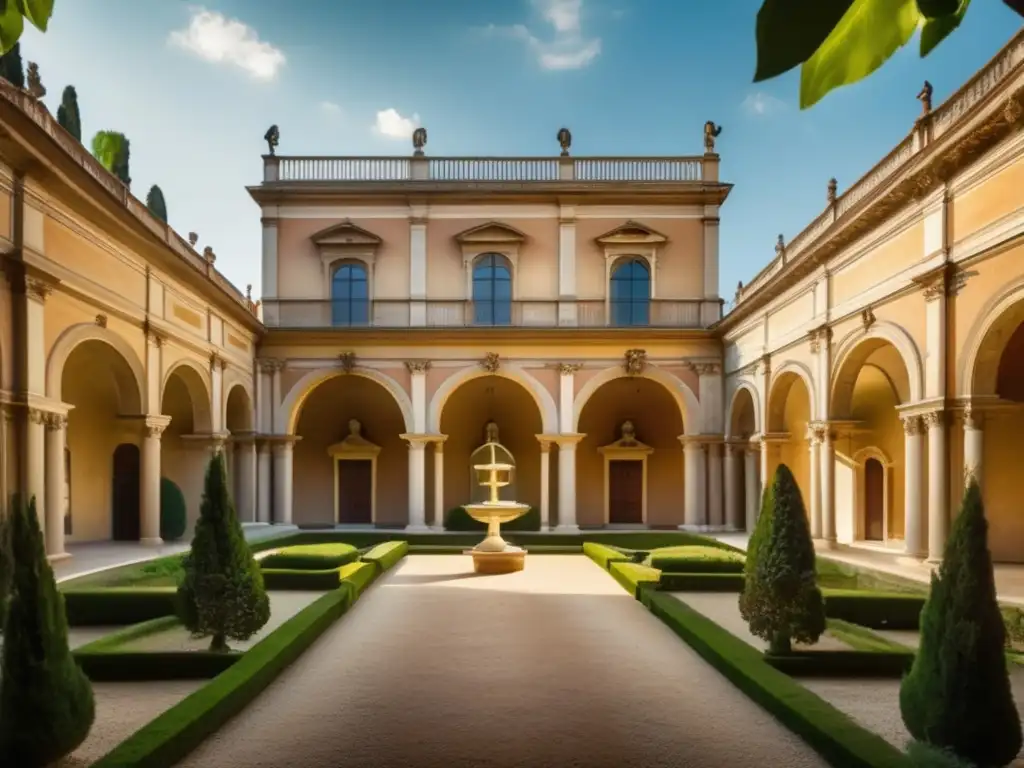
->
[374, 108, 420, 140]
[482, 0, 602, 71]
[319, 101, 342, 116]
[169, 8, 285, 81]
[741, 91, 786, 117]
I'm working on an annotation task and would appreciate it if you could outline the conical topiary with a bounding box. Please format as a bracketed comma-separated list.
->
[738, 463, 825, 654]
[0, 496, 95, 767]
[900, 478, 1022, 766]
[178, 453, 270, 651]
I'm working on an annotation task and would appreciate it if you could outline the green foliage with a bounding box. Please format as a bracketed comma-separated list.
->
[177, 454, 270, 652]
[905, 740, 979, 768]
[146, 184, 167, 223]
[739, 464, 826, 654]
[900, 479, 1022, 766]
[1001, 605, 1024, 650]
[753, 0, 854, 82]
[259, 543, 359, 571]
[0, 40, 23, 86]
[0, 1, 54, 55]
[0, 495, 95, 767]
[160, 477, 187, 542]
[359, 541, 408, 573]
[444, 505, 540, 531]
[91, 130, 130, 187]
[0, 510, 11, 622]
[56, 84, 81, 141]
[647, 545, 746, 573]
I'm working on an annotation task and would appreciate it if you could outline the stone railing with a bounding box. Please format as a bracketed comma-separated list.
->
[734, 28, 1024, 307]
[271, 155, 708, 183]
[0, 80, 258, 317]
[260, 298, 705, 329]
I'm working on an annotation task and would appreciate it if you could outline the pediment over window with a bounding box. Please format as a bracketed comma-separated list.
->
[594, 220, 668, 246]
[311, 220, 383, 247]
[454, 221, 527, 246]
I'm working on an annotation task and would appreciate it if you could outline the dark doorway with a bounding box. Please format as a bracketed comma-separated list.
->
[609, 460, 644, 524]
[865, 458, 885, 541]
[112, 443, 141, 541]
[337, 459, 373, 524]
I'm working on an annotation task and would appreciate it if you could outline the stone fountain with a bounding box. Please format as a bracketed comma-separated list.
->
[462, 429, 530, 575]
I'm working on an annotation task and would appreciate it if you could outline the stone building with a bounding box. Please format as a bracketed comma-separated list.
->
[2, 30, 1024, 564]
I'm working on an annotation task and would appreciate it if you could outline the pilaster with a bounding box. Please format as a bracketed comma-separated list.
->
[261, 216, 279, 324]
[405, 360, 431, 434]
[558, 207, 578, 326]
[409, 210, 427, 326]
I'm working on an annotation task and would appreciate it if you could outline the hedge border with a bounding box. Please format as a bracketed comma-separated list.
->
[658, 572, 745, 592]
[74, 616, 181, 653]
[63, 587, 180, 626]
[764, 650, 915, 678]
[643, 591, 911, 768]
[75, 649, 241, 681]
[260, 566, 349, 591]
[822, 590, 925, 630]
[90, 586, 353, 768]
[258, 544, 360, 571]
[607, 561, 661, 598]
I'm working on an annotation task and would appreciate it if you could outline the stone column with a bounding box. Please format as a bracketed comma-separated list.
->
[902, 414, 925, 558]
[821, 429, 836, 543]
[235, 434, 257, 523]
[141, 416, 170, 544]
[404, 435, 429, 532]
[209, 354, 225, 435]
[272, 440, 294, 525]
[744, 445, 759, 531]
[706, 441, 723, 528]
[724, 443, 740, 531]
[963, 406, 984, 489]
[807, 427, 823, 539]
[405, 360, 430, 433]
[256, 440, 272, 524]
[44, 413, 68, 557]
[537, 438, 551, 531]
[25, 408, 46, 532]
[925, 410, 948, 561]
[681, 438, 705, 529]
[555, 435, 583, 532]
[271, 361, 283, 433]
[432, 437, 447, 530]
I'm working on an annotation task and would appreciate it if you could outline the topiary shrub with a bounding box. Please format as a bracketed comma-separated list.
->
[177, 453, 270, 652]
[160, 477, 187, 542]
[647, 545, 745, 573]
[0, 509, 11, 623]
[56, 85, 82, 142]
[260, 543, 359, 571]
[738, 463, 825, 654]
[0, 496, 95, 766]
[900, 478, 1022, 767]
[1001, 605, 1024, 651]
[444, 505, 540, 531]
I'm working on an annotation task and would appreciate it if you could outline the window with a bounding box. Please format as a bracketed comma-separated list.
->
[610, 258, 650, 326]
[331, 262, 369, 326]
[472, 253, 512, 326]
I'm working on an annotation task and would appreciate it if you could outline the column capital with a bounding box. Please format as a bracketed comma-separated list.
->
[404, 359, 432, 375]
[144, 414, 172, 437]
[257, 357, 285, 373]
[209, 352, 228, 372]
[43, 412, 68, 431]
[400, 432, 443, 447]
[555, 362, 582, 376]
[690, 362, 721, 376]
[24, 276, 55, 303]
[900, 414, 924, 436]
[549, 432, 585, 447]
[808, 325, 833, 354]
[922, 410, 947, 429]
[228, 430, 259, 444]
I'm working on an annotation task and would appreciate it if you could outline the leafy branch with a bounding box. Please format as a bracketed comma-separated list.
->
[0, 0, 54, 54]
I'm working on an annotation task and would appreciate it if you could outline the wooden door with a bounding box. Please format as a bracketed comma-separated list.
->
[338, 460, 373, 524]
[864, 458, 884, 541]
[112, 443, 141, 541]
[609, 460, 644, 524]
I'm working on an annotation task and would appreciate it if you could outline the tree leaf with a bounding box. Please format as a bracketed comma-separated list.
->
[920, 0, 971, 57]
[800, 0, 921, 109]
[753, 0, 855, 82]
[1003, 0, 1024, 16]
[17, 0, 53, 32]
[0, 0, 25, 55]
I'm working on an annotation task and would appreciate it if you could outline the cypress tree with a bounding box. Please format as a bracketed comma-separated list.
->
[146, 185, 168, 223]
[900, 478, 1022, 766]
[56, 85, 81, 141]
[0, 510, 11, 623]
[0, 42, 24, 88]
[113, 136, 131, 187]
[178, 453, 270, 651]
[739, 463, 825, 654]
[0, 496, 95, 767]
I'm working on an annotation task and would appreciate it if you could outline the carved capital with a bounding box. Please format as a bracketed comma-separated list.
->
[693, 362, 721, 376]
[257, 357, 283, 374]
[480, 352, 501, 374]
[901, 415, 923, 436]
[209, 352, 227, 371]
[26, 407, 48, 426]
[623, 348, 647, 376]
[807, 422, 830, 445]
[809, 326, 833, 354]
[557, 362, 582, 376]
[922, 279, 945, 303]
[404, 360, 431, 375]
[144, 416, 171, 438]
[922, 410, 945, 430]
[25, 277, 53, 303]
[962, 405, 982, 430]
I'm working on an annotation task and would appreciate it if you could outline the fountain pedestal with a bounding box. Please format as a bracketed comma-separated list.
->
[462, 443, 530, 575]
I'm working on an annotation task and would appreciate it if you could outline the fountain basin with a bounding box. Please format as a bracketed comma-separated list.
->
[462, 501, 530, 574]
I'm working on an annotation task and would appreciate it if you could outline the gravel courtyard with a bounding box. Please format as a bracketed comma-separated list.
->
[178, 554, 827, 768]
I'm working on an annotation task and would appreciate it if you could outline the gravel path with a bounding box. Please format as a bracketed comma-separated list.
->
[178, 555, 826, 768]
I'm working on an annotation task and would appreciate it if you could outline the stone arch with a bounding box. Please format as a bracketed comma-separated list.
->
[225, 382, 254, 432]
[281, 367, 414, 434]
[429, 365, 557, 435]
[830, 321, 923, 414]
[573, 365, 698, 433]
[162, 360, 213, 434]
[961, 279, 1024, 397]
[766, 361, 816, 433]
[47, 324, 146, 412]
[727, 380, 761, 438]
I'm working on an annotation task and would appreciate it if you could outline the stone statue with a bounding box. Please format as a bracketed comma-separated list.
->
[412, 126, 428, 156]
[188, 232, 199, 247]
[264, 124, 280, 156]
[27, 62, 45, 99]
[349, 418, 362, 438]
[703, 121, 722, 153]
[620, 420, 637, 444]
[485, 420, 499, 444]
[775, 234, 786, 262]
[827, 177, 838, 204]
[917, 81, 933, 116]
[557, 127, 572, 156]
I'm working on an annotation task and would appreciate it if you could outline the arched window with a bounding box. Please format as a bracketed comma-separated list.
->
[331, 262, 369, 326]
[610, 258, 650, 326]
[472, 253, 512, 326]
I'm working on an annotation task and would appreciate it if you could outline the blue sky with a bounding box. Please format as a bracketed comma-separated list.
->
[20, 0, 1023, 303]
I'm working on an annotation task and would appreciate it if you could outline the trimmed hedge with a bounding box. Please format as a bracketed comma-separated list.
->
[647, 545, 745, 574]
[822, 589, 925, 630]
[91, 586, 353, 768]
[360, 541, 408, 573]
[74, 616, 180, 653]
[63, 588, 179, 626]
[764, 650, 915, 678]
[608, 561, 661, 598]
[259, 543, 359, 571]
[261, 566, 349, 591]
[444, 505, 540, 531]
[659, 572, 745, 592]
[339, 561, 376, 597]
[826, 619, 913, 653]
[75, 650, 241, 681]
[644, 592, 912, 768]
[582, 542, 631, 570]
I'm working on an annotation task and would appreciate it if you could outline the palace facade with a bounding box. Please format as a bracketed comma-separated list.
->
[2, 30, 1024, 563]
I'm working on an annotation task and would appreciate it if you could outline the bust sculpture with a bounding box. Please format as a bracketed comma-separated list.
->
[620, 420, 637, 444]
[349, 418, 362, 438]
[485, 420, 499, 444]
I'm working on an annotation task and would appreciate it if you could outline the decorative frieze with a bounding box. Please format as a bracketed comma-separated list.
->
[480, 352, 501, 374]
[404, 360, 431, 375]
[623, 349, 647, 376]
[692, 362, 721, 376]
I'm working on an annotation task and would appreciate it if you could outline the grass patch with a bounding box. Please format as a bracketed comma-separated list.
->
[816, 558, 927, 595]
[607, 561, 661, 598]
[822, 589, 925, 630]
[259, 543, 359, 571]
[826, 619, 913, 653]
[74, 616, 181, 653]
[64, 555, 186, 589]
[646, 545, 745, 573]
